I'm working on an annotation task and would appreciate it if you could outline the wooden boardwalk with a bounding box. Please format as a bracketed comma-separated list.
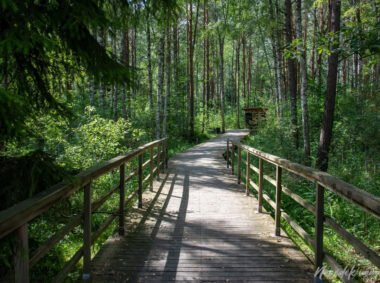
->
[92, 130, 314, 282]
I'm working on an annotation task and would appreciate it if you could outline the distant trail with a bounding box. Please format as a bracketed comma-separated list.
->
[92, 130, 313, 282]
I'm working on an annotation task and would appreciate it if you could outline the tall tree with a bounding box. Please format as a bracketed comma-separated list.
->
[235, 39, 241, 129]
[163, 23, 171, 138]
[316, 0, 342, 171]
[187, 1, 195, 139]
[295, 0, 311, 164]
[156, 31, 165, 139]
[146, 11, 154, 135]
[268, 0, 283, 117]
[285, 0, 299, 148]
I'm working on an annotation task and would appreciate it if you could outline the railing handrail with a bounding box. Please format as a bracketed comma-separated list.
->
[231, 139, 380, 219]
[227, 138, 380, 281]
[0, 138, 167, 240]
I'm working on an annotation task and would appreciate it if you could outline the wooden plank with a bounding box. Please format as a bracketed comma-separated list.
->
[282, 212, 315, 248]
[250, 163, 259, 174]
[226, 139, 230, 169]
[245, 153, 250, 196]
[263, 173, 276, 187]
[275, 166, 282, 236]
[82, 183, 92, 282]
[262, 193, 276, 210]
[157, 144, 161, 180]
[325, 216, 380, 268]
[53, 248, 83, 283]
[324, 253, 352, 282]
[149, 147, 154, 191]
[282, 186, 315, 215]
[30, 215, 81, 267]
[249, 179, 259, 192]
[315, 184, 324, 272]
[231, 143, 234, 174]
[119, 164, 125, 236]
[138, 154, 143, 208]
[14, 224, 29, 283]
[237, 147, 242, 184]
[258, 158, 264, 213]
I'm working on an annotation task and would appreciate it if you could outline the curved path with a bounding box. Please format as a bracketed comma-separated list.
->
[92, 130, 314, 282]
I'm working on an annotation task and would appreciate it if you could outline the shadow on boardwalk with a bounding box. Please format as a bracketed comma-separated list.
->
[92, 130, 314, 282]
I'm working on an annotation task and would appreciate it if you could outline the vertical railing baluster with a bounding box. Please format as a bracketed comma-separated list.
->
[245, 151, 250, 196]
[138, 154, 143, 208]
[237, 147, 242, 184]
[149, 146, 154, 191]
[258, 158, 263, 213]
[231, 142, 235, 174]
[315, 183, 325, 280]
[15, 224, 29, 283]
[162, 140, 166, 171]
[83, 182, 92, 282]
[119, 164, 125, 236]
[227, 139, 230, 168]
[165, 139, 169, 169]
[157, 144, 161, 180]
[275, 166, 282, 236]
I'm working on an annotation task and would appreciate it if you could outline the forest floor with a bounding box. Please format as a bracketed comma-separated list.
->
[91, 130, 314, 282]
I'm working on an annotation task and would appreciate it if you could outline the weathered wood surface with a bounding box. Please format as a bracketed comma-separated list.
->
[92, 130, 314, 282]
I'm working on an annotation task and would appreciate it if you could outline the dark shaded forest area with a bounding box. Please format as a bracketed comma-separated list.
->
[0, 0, 379, 281]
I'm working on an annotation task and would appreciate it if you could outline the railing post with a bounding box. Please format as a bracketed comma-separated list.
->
[83, 182, 92, 282]
[258, 158, 263, 213]
[237, 147, 242, 184]
[275, 166, 282, 236]
[315, 183, 325, 281]
[160, 141, 165, 172]
[226, 139, 230, 168]
[245, 152, 250, 196]
[14, 224, 29, 283]
[231, 142, 235, 174]
[119, 164, 125, 236]
[138, 154, 143, 208]
[149, 147, 154, 191]
[165, 139, 169, 169]
[157, 144, 161, 181]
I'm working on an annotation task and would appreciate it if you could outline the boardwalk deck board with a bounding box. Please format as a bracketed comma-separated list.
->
[92, 130, 314, 282]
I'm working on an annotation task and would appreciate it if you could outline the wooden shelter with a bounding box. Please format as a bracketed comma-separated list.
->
[243, 107, 268, 129]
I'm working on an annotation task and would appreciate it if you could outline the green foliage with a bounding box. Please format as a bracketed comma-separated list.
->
[61, 107, 145, 170]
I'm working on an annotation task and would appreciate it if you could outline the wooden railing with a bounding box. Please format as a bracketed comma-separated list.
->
[0, 138, 168, 283]
[227, 139, 380, 282]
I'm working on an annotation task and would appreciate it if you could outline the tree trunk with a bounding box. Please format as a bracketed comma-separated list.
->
[248, 42, 253, 105]
[202, 0, 208, 134]
[268, 0, 282, 117]
[156, 31, 165, 139]
[235, 39, 241, 129]
[163, 23, 171, 138]
[285, 0, 299, 149]
[122, 30, 130, 119]
[316, 0, 341, 172]
[311, 8, 317, 80]
[218, 33, 225, 133]
[317, 4, 326, 93]
[296, 0, 311, 165]
[187, 1, 195, 139]
[146, 14, 154, 134]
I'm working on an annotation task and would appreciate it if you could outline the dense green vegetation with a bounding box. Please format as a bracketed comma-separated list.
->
[0, 0, 379, 281]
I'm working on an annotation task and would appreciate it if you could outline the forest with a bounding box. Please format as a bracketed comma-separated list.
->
[0, 0, 379, 282]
